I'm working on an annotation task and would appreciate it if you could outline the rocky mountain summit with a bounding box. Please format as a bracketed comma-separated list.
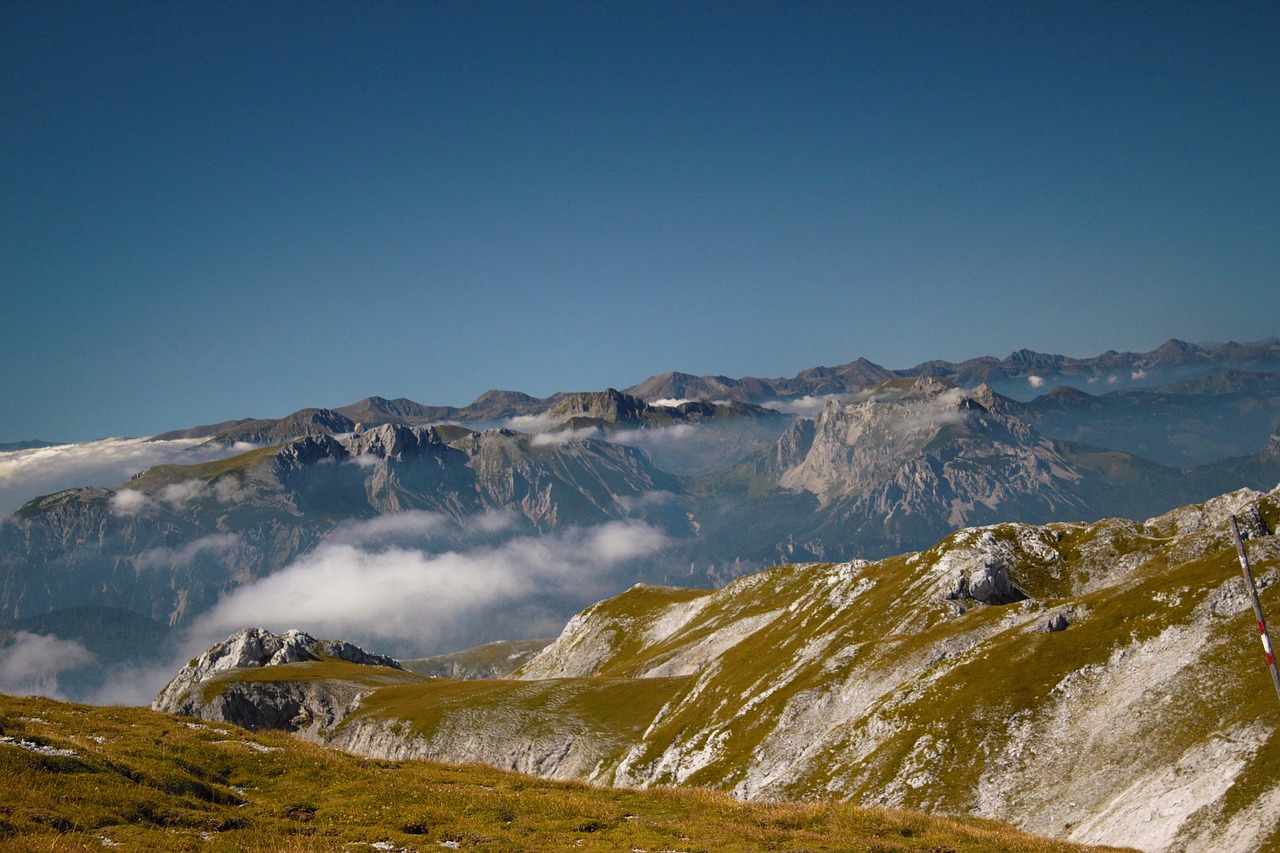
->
[776, 377, 1084, 518]
[8, 338, 1280, 706]
[156, 484, 1280, 853]
[624, 338, 1280, 406]
[686, 377, 1280, 571]
[153, 627, 412, 738]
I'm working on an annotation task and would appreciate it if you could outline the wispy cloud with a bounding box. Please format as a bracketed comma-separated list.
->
[184, 519, 669, 656]
[0, 632, 95, 700]
[891, 407, 968, 435]
[502, 413, 561, 434]
[0, 438, 253, 516]
[611, 424, 697, 449]
[761, 395, 843, 416]
[1028, 375, 1046, 389]
[614, 490, 678, 515]
[325, 504, 460, 545]
[134, 534, 242, 571]
[531, 426, 605, 447]
[1131, 369, 1148, 380]
[652, 398, 694, 408]
[108, 489, 150, 516]
[109, 475, 248, 517]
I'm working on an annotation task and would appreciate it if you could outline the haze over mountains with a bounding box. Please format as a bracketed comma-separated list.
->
[2, 338, 1280, 705]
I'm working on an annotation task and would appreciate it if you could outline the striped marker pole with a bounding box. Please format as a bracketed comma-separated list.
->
[1230, 515, 1280, 705]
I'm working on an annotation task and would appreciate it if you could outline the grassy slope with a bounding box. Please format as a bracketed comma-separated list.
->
[272, 491, 1280, 850]
[0, 694, 1128, 853]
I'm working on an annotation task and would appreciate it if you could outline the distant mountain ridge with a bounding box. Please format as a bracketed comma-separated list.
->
[147, 338, 1280, 445]
[154, 389, 784, 446]
[0, 439, 59, 452]
[6, 380, 1280, 652]
[625, 338, 1280, 405]
[6, 337, 1280, 704]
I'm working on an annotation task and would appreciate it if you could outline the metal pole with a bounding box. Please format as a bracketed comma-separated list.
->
[1230, 514, 1280, 705]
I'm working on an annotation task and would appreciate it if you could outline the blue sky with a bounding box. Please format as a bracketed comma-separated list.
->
[2, 1, 1277, 442]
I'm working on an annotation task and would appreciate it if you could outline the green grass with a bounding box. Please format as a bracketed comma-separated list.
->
[0, 694, 1129, 852]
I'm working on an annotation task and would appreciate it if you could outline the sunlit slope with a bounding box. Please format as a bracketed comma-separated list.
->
[173, 486, 1280, 852]
[0, 694, 1127, 853]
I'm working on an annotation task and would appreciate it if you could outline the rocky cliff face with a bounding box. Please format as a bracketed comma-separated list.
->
[152, 627, 411, 739]
[156, 485, 1280, 853]
[777, 378, 1085, 520]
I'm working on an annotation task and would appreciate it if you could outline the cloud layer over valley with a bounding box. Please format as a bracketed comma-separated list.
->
[0, 438, 255, 516]
[32, 511, 672, 706]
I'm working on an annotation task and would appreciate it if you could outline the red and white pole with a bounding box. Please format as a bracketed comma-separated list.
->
[1230, 514, 1280, 705]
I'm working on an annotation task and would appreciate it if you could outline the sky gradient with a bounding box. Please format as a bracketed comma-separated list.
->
[3, 1, 1278, 443]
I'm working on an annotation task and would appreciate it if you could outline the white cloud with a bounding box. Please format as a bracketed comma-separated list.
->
[502, 413, 561, 434]
[1028, 375, 1046, 389]
[351, 452, 381, 468]
[158, 479, 207, 507]
[0, 438, 254, 516]
[761, 395, 843, 416]
[611, 424, 696, 449]
[1131, 369, 1148, 380]
[0, 632, 95, 700]
[1087, 376, 1100, 384]
[185, 519, 669, 653]
[892, 408, 968, 435]
[652, 398, 694, 408]
[108, 477, 241, 517]
[212, 477, 250, 503]
[531, 426, 604, 447]
[466, 510, 519, 536]
[109, 489, 150, 516]
[327, 510, 455, 546]
[134, 534, 241, 571]
[1107, 375, 1120, 385]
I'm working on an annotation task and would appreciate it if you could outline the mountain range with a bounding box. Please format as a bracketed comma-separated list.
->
[2, 339, 1280, 701]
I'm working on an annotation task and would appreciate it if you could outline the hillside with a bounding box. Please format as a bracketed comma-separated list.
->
[0, 694, 1123, 853]
[155, 485, 1280, 852]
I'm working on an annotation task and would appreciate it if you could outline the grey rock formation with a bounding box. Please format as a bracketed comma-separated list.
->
[152, 627, 403, 737]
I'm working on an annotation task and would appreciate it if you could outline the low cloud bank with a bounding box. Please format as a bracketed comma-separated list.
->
[761, 395, 844, 416]
[187, 518, 667, 651]
[78, 514, 669, 705]
[611, 424, 697, 450]
[0, 438, 253, 516]
[134, 534, 242, 571]
[531, 426, 605, 447]
[0, 632, 95, 701]
[109, 475, 252, 516]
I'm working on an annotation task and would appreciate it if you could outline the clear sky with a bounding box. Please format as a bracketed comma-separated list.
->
[2, 1, 1277, 443]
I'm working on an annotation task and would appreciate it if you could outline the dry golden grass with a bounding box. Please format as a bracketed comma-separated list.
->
[0, 693, 1133, 852]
